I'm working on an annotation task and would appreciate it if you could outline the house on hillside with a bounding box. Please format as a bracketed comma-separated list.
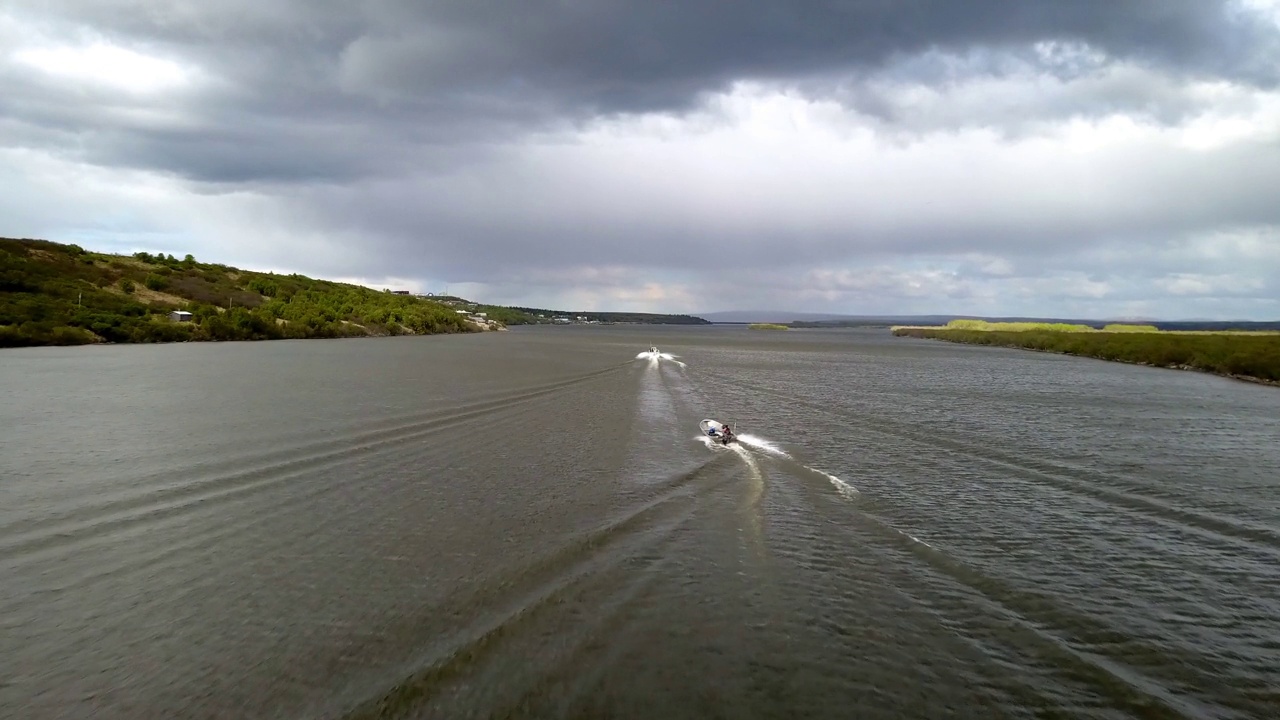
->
[169, 310, 193, 322]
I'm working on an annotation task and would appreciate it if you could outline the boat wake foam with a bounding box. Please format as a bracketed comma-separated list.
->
[805, 466, 858, 499]
[735, 434, 789, 458]
[635, 349, 686, 367]
[697, 429, 858, 500]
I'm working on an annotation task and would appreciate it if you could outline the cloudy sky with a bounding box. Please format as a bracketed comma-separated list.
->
[4, 1, 1280, 318]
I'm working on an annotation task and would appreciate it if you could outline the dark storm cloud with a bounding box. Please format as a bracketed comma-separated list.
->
[822, 54, 1228, 136]
[330, 1, 1276, 113]
[9, 1, 1279, 183]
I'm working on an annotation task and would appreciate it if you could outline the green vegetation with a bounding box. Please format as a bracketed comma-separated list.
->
[748, 323, 790, 330]
[1102, 324, 1160, 332]
[943, 319, 1097, 332]
[892, 325, 1280, 384]
[1, 238, 486, 347]
[921, 318, 1267, 335]
[946, 319, 1165, 333]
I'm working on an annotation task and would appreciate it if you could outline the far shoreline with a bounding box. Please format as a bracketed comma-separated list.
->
[892, 323, 1280, 388]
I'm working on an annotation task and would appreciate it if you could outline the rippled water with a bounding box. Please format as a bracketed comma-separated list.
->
[2, 327, 1278, 719]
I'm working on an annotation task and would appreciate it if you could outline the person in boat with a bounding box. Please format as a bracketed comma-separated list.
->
[707, 425, 720, 438]
[720, 425, 734, 444]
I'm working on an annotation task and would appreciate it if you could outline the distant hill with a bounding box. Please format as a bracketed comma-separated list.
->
[500, 305, 710, 325]
[698, 310, 860, 323]
[417, 299, 706, 326]
[701, 311, 962, 326]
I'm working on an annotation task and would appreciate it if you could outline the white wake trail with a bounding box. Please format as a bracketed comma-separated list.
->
[804, 466, 859, 500]
[734, 434, 790, 458]
[634, 350, 687, 367]
[692, 423, 923, 550]
[701, 430, 858, 501]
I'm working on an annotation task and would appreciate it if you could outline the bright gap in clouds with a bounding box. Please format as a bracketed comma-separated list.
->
[419, 71, 1280, 316]
[1236, 0, 1280, 26]
[13, 42, 191, 93]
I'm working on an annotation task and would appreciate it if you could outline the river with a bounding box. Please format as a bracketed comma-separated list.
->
[2, 326, 1278, 719]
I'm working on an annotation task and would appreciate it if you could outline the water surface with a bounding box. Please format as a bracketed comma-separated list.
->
[3, 327, 1278, 719]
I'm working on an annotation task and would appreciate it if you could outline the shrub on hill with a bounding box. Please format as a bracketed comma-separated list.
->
[0, 238, 478, 347]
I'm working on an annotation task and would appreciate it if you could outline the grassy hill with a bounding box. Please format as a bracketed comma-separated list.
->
[0, 238, 489, 347]
[1, 238, 711, 347]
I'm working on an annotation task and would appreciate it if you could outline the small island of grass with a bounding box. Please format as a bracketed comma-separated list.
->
[892, 319, 1280, 385]
[748, 323, 790, 331]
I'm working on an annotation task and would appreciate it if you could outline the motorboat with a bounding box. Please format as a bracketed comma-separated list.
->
[699, 418, 736, 445]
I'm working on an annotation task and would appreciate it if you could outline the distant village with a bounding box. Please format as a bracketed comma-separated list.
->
[384, 291, 502, 330]
[386, 290, 598, 327]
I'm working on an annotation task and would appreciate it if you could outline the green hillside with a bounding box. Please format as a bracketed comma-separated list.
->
[0, 238, 487, 347]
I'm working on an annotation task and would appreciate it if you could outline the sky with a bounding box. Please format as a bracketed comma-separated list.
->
[3, 1, 1280, 319]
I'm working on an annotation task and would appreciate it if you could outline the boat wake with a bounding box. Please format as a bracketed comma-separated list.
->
[806, 466, 859, 500]
[635, 347, 687, 367]
[675, 352, 855, 503]
[734, 434, 789, 458]
[696, 429, 857, 499]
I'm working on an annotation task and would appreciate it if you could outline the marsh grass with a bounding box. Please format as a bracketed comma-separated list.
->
[944, 319, 1096, 332]
[1102, 324, 1160, 332]
[891, 325, 1280, 383]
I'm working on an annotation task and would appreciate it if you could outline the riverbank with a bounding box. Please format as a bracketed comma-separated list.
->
[1, 238, 502, 347]
[2, 237, 717, 348]
[892, 321, 1280, 386]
